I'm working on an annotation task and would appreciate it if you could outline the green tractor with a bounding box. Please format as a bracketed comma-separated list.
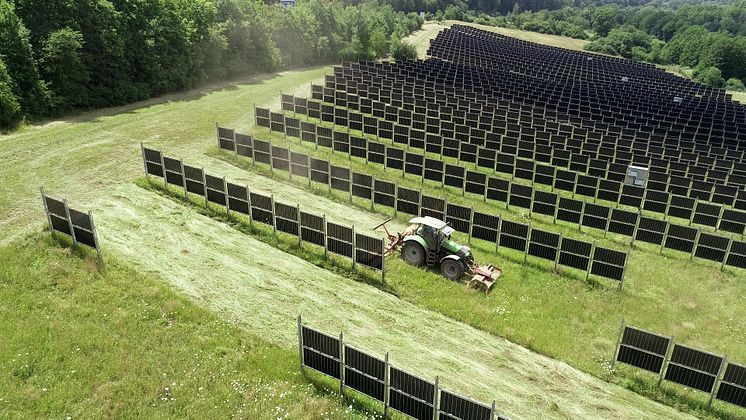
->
[375, 216, 501, 291]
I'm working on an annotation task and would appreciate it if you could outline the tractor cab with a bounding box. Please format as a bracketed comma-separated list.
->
[410, 216, 455, 252]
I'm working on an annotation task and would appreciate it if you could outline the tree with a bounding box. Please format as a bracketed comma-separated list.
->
[591, 6, 619, 37]
[0, 1, 48, 116]
[725, 77, 746, 91]
[693, 66, 724, 88]
[370, 28, 389, 57]
[0, 57, 21, 129]
[391, 39, 418, 61]
[41, 28, 89, 111]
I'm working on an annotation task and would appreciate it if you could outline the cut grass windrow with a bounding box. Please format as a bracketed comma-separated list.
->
[88, 182, 694, 419]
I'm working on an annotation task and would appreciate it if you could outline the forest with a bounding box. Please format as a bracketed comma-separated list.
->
[0, 0, 422, 129]
[428, 0, 746, 90]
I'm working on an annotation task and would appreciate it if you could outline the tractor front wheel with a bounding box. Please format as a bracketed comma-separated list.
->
[401, 241, 425, 266]
[441, 258, 465, 281]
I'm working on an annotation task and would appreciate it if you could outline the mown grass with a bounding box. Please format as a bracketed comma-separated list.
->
[0, 233, 377, 419]
[212, 125, 745, 419]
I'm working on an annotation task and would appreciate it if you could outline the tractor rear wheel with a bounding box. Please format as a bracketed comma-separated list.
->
[440, 258, 465, 281]
[401, 241, 425, 266]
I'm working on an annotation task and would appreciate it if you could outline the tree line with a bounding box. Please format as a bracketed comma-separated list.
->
[436, 0, 746, 90]
[0, 0, 422, 129]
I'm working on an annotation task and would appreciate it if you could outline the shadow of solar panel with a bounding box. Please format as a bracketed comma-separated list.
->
[591, 247, 626, 281]
[693, 202, 720, 227]
[439, 390, 492, 420]
[68, 207, 92, 231]
[726, 240, 746, 269]
[509, 184, 532, 209]
[664, 224, 697, 253]
[694, 233, 728, 262]
[531, 190, 557, 216]
[45, 196, 67, 218]
[397, 187, 421, 216]
[608, 209, 637, 237]
[487, 178, 509, 202]
[636, 217, 666, 245]
[528, 229, 559, 261]
[665, 344, 723, 393]
[310, 158, 329, 184]
[717, 363, 746, 408]
[617, 326, 670, 373]
[557, 198, 583, 224]
[720, 209, 746, 235]
[559, 238, 591, 271]
[582, 203, 610, 230]
[50, 214, 71, 235]
[374, 180, 396, 208]
[446, 203, 471, 234]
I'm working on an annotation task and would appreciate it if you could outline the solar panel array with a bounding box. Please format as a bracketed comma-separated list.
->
[40, 189, 100, 256]
[216, 128, 631, 286]
[299, 318, 509, 420]
[141, 146, 385, 282]
[614, 323, 744, 410]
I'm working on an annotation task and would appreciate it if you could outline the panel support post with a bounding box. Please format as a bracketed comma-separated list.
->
[323, 214, 328, 259]
[339, 331, 345, 395]
[159, 152, 167, 189]
[524, 224, 531, 264]
[63, 199, 77, 247]
[246, 186, 253, 227]
[201, 168, 208, 208]
[351, 226, 356, 270]
[611, 318, 625, 368]
[586, 240, 596, 282]
[40, 187, 53, 237]
[490, 400, 496, 420]
[224, 177, 230, 216]
[496, 218, 502, 255]
[691, 228, 701, 261]
[297, 315, 304, 373]
[271, 194, 277, 236]
[658, 336, 674, 387]
[383, 352, 390, 418]
[215, 122, 220, 149]
[709, 354, 727, 408]
[554, 236, 562, 272]
[432, 376, 439, 420]
[618, 252, 628, 292]
[631, 208, 641, 248]
[297, 204, 302, 247]
[89, 211, 101, 260]
[722, 237, 733, 271]
[660, 222, 670, 255]
[140, 142, 149, 179]
[180, 160, 187, 199]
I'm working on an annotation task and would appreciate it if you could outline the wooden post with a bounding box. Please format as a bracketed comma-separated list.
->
[63, 199, 77, 247]
[611, 318, 625, 368]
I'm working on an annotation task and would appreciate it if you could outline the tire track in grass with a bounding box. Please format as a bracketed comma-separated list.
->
[93, 183, 693, 420]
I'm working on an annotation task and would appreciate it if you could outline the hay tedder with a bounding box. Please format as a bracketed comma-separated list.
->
[374, 216, 502, 292]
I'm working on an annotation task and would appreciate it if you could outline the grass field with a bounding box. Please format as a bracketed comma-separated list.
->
[1, 25, 744, 419]
[0, 234, 371, 419]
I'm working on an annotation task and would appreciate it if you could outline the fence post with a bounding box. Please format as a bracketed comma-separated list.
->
[89, 210, 101, 260]
[297, 315, 304, 373]
[40, 187, 53, 237]
[63, 199, 77, 247]
[709, 354, 727, 408]
[383, 352, 390, 418]
[611, 318, 625, 368]
[432, 376, 439, 420]
[339, 331, 345, 395]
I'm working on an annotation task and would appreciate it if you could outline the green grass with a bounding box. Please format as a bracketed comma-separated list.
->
[0, 233, 375, 419]
[216, 121, 745, 419]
